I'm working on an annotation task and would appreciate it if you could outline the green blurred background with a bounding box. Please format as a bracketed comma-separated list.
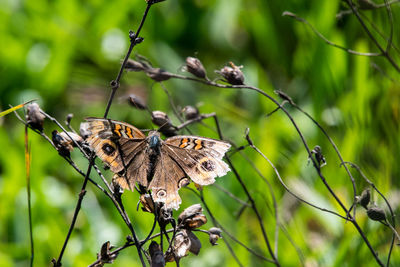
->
[1, 0, 399, 266]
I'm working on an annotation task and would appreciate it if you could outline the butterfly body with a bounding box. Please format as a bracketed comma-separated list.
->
[80, 118, 231, 210]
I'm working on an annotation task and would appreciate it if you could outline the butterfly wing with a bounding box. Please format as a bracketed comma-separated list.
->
[80, 118, 147, 190]
[164, 136, 231, 185]
[148, 145, 189, 210]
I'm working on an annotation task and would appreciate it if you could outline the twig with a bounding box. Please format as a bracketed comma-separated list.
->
[54, 157, 94, 266]
[282, 11, 381, 57]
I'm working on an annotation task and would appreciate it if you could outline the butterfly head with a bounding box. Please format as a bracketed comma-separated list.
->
[148, 131, 161, 150]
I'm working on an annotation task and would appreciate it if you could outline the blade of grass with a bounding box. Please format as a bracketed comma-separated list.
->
[0, 100, 36, 118]
[25, 125, 34, 266]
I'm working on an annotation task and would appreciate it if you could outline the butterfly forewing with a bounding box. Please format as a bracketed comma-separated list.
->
[80, 118, 146, 174]
[165, 136, 231, 185]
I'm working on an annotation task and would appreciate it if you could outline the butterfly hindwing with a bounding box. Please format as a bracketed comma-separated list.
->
[148, 146, 189, 210]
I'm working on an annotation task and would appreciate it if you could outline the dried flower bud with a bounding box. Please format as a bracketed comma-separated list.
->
[26, 103, 45, 131]
[274, 89, 294, 105]
[128, 94, 147, 110]
[96, 241, 118, 265]
[125, 59, 148, 72]
[140, 194, 155, 213]
[151, 111, 171, 127]
[178, 204, 207, 229]
[166, 229, 201, 262]
[187, 230, 201, 255]
[185, 57, 207, 79]
[217, 62, 244, 85]
[182, 106, 199, 120]
[367, 206, 386, 221]
[358, 188, 371, 209]
[151, 111, 177, 136]
[208, 227, 222, 246]
[146, 68, 171, 82]
[66, 113, 73, 125]
[149, 241, 165, 267]
[311, 145, 326, 167]
[52, 130, 83, 157]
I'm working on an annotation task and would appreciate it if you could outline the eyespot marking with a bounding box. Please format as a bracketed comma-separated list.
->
[102, 143, 116, 156]
[157, 189, 167, 199]
[178, 178, 190, 188]
[201, 159, 215, 172]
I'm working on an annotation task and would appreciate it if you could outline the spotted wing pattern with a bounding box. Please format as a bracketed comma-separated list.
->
[164, 136, 231, 185]
[81, 118, 231, 210]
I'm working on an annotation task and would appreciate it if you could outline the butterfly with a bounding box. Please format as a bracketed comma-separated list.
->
[80, 118, 231, 210]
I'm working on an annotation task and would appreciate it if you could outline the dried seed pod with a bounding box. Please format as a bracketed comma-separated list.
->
[52, 130, 83, 157]
[140, 194, 155, 213]
[217, 62, 244, 85]
[146, 68, 171, 82]
[66, 113, 74, 125]
[367, 206, 386, 221]
[128, 94, 147, 110]
[185, 57, 207, 79]
[311, 145, 326, 167]
[151, 111, 177, 136]
[208, 227, 222, 246]
[125, 59, 148, 72]
[172, 230, 191, 259]
[182, 105, 199, 120]
[358, 188, 371, 209]
[187, 230, 201, 255]
[26, 103, 45, 131]
[96, 241, 118, 265]
[151, 111, 171, 127]
[274, 89, 294, 105]
[178, 204, 207, 229]
[149, 241, 165, 267]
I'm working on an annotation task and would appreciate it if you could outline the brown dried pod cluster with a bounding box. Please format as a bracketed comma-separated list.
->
[165, 229, 202, 262]
[52, 130, 83, 157]
[164, 204, 209, 262]
[26, 103, 45, 131]
[178, 204, 207, 229]
[185, 57, 207, 79]
[217, 62, 244, 85]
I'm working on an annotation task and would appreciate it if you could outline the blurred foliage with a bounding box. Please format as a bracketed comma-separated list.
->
[1, 0, 400, 266]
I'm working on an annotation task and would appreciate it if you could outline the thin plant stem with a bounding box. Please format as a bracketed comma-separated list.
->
[25, 126, 34, 267]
